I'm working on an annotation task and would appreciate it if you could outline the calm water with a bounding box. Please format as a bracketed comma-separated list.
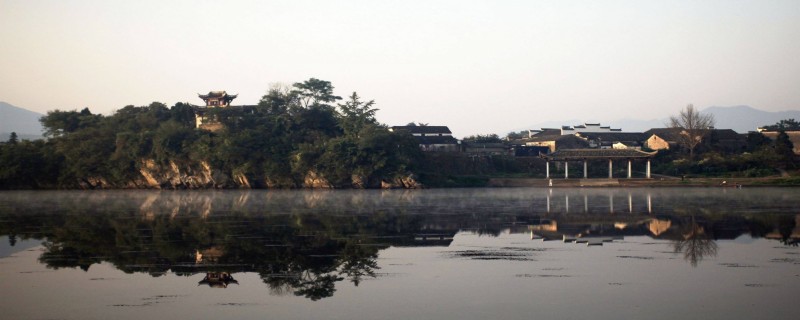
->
[0, 188, 798, 320]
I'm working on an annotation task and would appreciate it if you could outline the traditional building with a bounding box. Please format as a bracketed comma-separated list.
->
[199, 91, 238, 107]
[644, 128, 746, 153]
[575, 132, 647, 150]
[389, 126, 459, 152]
[559, 123, 622, 135]
[194, 91, 239, 131]
[643, 128, 683, 151]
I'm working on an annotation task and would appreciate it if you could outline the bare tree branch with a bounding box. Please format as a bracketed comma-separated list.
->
[668, 104, 715, 159]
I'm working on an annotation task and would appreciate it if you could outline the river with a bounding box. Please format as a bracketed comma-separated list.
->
[0, 188, 798, 319]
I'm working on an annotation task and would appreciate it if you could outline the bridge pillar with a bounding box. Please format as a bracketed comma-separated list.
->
[546, 161, 550, 179]
[627, 160, 632, 179]
[608, 159, 613, 179]
[583, 160, 588, 179]
[646, 160, 651, 179]
[564, 161, 569, 179]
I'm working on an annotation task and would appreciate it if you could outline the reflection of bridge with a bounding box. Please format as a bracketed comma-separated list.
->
[544, 189, 653, 214]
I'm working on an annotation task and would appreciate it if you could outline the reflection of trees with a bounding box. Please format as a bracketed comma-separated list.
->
[3, 190, 800, 298]
[671, 216, 718, 267]
[338, 243, 379, 286]
[776, 215, 798, 246]
[0, 201, 406, 300]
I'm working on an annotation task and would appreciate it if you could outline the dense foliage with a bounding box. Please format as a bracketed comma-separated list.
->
[0, 79, 422, 189]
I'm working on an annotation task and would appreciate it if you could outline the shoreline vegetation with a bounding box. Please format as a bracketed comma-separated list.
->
[1, 78, 798, 190]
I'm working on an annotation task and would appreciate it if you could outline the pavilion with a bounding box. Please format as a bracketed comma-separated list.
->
[540, 149, 657, 179]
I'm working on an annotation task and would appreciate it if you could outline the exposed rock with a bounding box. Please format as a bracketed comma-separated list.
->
[71, 159, 419, 190]
[233, 172, 251, 189]
[137, 159, 234, 189]
[304, 171, 333, 189]
[381, 180, 397, 189]
[79, 177, 111, 189]
[351, 174, 367, 189]
[382, 173, 423, 189]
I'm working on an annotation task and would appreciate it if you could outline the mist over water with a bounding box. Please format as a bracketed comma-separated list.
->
[0, 188, 798, 319]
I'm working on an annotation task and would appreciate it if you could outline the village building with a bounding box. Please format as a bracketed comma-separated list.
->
[389, 126, 459, 152]
[521, 124, 636, 153]
[644, 128, 747, 153]
[643, 128, 681, 151]
[705, 129, 748, 153]
[574, 132, 647, 150]
[525, 134, 590, 152]
[558, 123, 622, 135]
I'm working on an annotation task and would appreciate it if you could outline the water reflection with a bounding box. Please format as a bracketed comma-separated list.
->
[199, 272, 238, 288]
[0, 188, 798, 299]
[671, 216, 718, 267]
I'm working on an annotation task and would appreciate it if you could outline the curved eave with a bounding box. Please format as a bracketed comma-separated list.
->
[540, 149, 657, 161]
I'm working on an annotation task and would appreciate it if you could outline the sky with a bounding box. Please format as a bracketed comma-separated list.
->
[1, 0, 799, 137]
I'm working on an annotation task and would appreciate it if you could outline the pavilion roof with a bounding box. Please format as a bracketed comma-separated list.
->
[199, 91, 238, 99]
[541, 148, 657, 160]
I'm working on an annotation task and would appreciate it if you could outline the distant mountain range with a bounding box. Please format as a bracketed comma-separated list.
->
[0, 101, 44, 140]
[523, 105, 800, 134]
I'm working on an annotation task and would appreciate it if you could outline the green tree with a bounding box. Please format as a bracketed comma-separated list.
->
[463, 134, 502, 143]
[762, 119, 800, 131]
[8, 132, 18, 145]
[170, 102, 197, 128]
[745, 131, 771, 152]
[774, 130, 796, 169]
[292, 78, 342, 108]
[40, 109, 102, 138]
[337, 92, 378, 138]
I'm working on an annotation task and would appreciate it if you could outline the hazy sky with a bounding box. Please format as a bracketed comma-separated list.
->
[1, 0, 799, 136]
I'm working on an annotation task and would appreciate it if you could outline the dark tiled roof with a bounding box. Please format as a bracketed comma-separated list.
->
[199, 91, 237, 99]
[555, 135, 591, 149]
[644, 128, 683, 141]
[526, 129, 563, 142]
[646, 128, 744, 142]
[709, 129, 743, 140]
[542, 149, 656, 160]
[577, 132, 648, 142]
[391, 126, 452, 135]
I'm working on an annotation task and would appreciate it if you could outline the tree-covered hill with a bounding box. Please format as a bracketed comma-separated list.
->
[0, 79, 423, 189]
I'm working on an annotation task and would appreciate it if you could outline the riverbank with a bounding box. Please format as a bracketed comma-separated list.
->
[487, 176, 800, 187]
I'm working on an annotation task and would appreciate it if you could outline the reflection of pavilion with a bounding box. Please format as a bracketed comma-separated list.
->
[198, 272, 239, 288]
[194, 247, 242, 288]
